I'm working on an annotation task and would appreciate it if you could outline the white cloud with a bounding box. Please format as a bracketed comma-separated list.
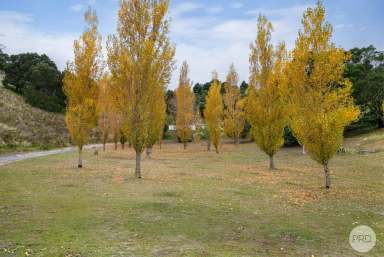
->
[245, 5, 308, 19]
[334, 23, 354, 30]
[0, 3, 309, 90]
[0, 11, 33, 23]
[169, 3, 307, 89]
[70, 0, 96, 12]
[70, 4, 85, 12]
[0, 11, 75, 70]
[170, 2, 204, 17]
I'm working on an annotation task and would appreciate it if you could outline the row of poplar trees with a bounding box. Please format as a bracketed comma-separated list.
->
[174, 1, 359, 189]
[175, 63, 244, 153]
[64, 0, 359, 188]
[64, 0, 174, 178]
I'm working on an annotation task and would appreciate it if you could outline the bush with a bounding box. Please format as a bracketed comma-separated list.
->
[241, 122, 251, 139]
[3, 53, 65, 113]
[0, 123, 19, 146]
[163, 130, 177, 141]
[23, 85, 64, 113]
[283, 126, 299, 147]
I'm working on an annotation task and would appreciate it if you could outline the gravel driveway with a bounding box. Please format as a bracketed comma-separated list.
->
[0, 144, 102, 166]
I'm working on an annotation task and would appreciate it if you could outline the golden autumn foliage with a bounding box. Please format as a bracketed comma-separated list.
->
[97, 75, 111, 151]
[289, 1, 360, 188]
[60, 0, 363, 193]
[204, 72, 223, 153]
[176, 61, 194, 149]
[63, 8, 102, 168]
[245, 15, 289, 170]
[246, 15, 288, 169]
[106, 35, 125, 151]
[146, 85, 166, 157]
[223, 64, 245, 145]
[109, 0, 175, 178]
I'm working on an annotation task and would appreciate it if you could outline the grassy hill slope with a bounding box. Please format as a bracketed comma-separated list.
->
[344, 128, 384, 152]
[0, 84, 69, 150]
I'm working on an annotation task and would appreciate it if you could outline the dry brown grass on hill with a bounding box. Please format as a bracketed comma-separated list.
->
[345, 128, 384, 152]
[0, 85, 69, 148]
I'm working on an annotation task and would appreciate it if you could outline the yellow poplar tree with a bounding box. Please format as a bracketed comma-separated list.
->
[289, 1, 359, 189]
[176, 61, 194, 149]
[204, 71, 223, 153]
[146, 85, 166, 158]
[97, 75, 110, 152]
[223, 64, 245, 144]
[110, 0, 175, 178]
[245, 15, 289, 170]
[63, 8, 102, 168]
[106, 34, 126, 151]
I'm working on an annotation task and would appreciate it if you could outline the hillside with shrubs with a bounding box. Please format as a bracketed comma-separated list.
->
[0, 82, 69, 150]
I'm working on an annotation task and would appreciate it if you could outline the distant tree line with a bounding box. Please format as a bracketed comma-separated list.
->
[0, 50, 66, 113]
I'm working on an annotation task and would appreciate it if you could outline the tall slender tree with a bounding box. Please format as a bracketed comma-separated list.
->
[63, 8, 102, 168]
[109, 0, 175, 178]
[289, 1, 359, 188]
[204, 71, 223, 153]
[223, 64, 245, 144]
[245, 15, 289, 170]
[176, 61, 194, 149]
[97, 75, 111, 152]
[106, 35, 125, 151]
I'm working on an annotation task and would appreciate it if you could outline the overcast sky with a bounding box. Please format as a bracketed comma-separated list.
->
[0, 0, 383, 89]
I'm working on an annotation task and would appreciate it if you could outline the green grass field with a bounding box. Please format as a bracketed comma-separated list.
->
[0, 132, 383, 256]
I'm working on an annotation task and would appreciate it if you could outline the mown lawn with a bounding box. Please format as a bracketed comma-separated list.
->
[0, 136, 383, 256]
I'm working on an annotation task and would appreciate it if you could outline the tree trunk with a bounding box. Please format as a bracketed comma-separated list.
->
[121, 143, 125, 150]
[102, 131, 107, 152]
[207, 140, 211, 151]
[215, 146, 219, 154]
[114, 141, 118, 150]
[302, 145, 306, 155]
[324, 162, 331, 189]
[146, 147, 152, 158]
[135, 151, 141, 179]
[78, 146, 83, 168]
[269, 155, 276, 170]
[183, 141, 187, 150]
